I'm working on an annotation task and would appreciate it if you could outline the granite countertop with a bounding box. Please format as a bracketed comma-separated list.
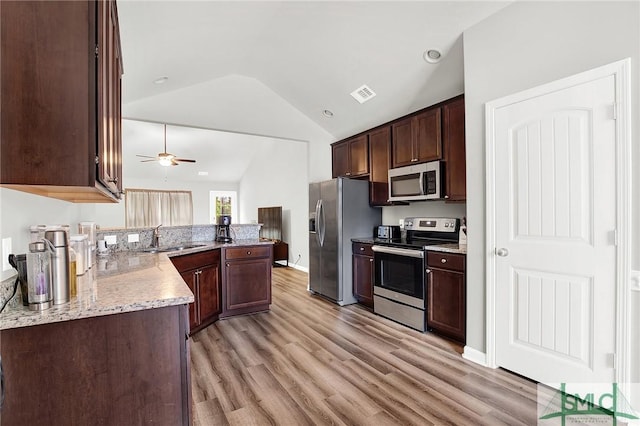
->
[0, 239, 272, 331]
[351, 237, 467, 255]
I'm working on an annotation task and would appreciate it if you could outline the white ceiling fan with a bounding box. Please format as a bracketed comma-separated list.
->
[136, 124, 196, 166]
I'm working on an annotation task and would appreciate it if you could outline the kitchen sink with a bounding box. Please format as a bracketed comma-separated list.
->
[140, 243, 207, 253]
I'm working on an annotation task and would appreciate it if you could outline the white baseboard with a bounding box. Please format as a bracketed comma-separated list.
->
[288, 263, 308, 273]
[462, 345, 488, 367]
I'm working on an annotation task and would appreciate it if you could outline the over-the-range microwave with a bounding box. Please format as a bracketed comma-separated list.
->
[388, 161, 442, 202]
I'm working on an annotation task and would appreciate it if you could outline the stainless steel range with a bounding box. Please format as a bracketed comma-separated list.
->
[372, 217, 459, 331]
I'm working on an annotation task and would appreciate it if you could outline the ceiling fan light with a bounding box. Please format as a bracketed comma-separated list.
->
[158, 157, 173, 167]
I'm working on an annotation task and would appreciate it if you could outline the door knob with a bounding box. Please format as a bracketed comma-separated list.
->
[496, 248, 509, 257]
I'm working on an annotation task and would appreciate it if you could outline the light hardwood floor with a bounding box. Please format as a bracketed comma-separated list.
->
[190, 267, 539, 425]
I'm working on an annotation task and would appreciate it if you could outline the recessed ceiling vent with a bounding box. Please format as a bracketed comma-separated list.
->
[350, 84, 376, 104]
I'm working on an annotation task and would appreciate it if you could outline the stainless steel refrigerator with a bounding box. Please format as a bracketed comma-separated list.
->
[308, 178, 381, 305]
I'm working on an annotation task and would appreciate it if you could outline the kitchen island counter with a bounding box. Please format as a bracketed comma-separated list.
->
[0, 239, 271, 331]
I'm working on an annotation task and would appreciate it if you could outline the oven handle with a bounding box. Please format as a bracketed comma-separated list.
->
[372, 245, 424, 258]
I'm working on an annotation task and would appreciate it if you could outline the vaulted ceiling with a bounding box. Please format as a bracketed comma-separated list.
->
[118, 1, 510, 182]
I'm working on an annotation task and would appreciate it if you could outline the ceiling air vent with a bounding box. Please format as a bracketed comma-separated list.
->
[350, 84, 376, 104]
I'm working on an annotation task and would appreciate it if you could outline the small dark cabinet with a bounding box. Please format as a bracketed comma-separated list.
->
[171, 249, 221, 334]
[368, 126, 393, 206]
[391, 107, 442, 168]
[221, 245, 272, 318]
[426, 251, 466, 343]
[442, 95, 466, 201]
[332, 135, 369, 178]
[352, 242, 374, 308]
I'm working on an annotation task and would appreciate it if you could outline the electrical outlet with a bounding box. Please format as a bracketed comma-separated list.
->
[2, 238, 12, 271]
[104, 235, 117, 245]
[127, 233, 139, 243]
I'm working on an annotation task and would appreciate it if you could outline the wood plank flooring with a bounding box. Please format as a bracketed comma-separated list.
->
[190, 267, 539, 425]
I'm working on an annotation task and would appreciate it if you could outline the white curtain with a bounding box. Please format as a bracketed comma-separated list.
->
[125, 189, 193, 227]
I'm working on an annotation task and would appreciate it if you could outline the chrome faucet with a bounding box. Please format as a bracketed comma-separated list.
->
[152, 224, 162, 248]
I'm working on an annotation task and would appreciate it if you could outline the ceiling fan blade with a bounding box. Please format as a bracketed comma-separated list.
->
[136, 154, 156, 158]
[140, 159, 158, 163]
[174, 158, 196, 163]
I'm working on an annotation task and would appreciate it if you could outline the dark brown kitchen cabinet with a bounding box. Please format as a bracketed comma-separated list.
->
[221, 245, 273, 318]
[171, 249, 221, 334]
[368, 126, 393, 206]
[352, 242, 374, 308]
[391, 107, 442, 168]
[442, 95, 466, 201]
[332, 135, 369, 178]
[1, 305, 192, 425]
[426, 251, 466, 343]
[0, 0, 123, 202]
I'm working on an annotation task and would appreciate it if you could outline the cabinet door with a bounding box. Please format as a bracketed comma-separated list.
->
[348, 135, 369, 177]
[414, 107, 442, 163]
[224, 258, 271, 311]
[427, 268, 465, 342]
[198, 264, 221, 324]
[391, 117, 414, 168]
[331, 141, 350, 178]
[368, 126, 392, 206]
[443, 97, 466, 201]
[352, 254, 374, 308]
[97, 0, 123, 197]
[180, 271, 199, 329]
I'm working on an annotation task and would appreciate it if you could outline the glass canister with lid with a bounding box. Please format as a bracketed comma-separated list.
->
[26, 241, 53, 310]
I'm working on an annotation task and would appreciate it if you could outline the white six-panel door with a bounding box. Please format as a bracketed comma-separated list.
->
[489, 71, 618, 384]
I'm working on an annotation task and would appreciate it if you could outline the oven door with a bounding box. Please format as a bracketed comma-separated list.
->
[372, 245, 425, 309]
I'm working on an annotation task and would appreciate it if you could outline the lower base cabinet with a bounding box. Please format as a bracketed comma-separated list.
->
[171, 249, 221, 334]
[352, 242, 374, 308]
[0, 305, 191, 426]
[426, 251, 466, 343]
[221, 245, 272, 318]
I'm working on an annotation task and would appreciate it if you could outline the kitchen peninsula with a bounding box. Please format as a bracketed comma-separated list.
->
[0, 239, 273, 426]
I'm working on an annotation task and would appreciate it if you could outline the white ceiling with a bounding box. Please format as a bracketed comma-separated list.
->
[117, 1, 510, 182]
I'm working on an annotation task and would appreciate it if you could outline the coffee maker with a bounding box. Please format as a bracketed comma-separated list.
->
[216, 215, 233, 243]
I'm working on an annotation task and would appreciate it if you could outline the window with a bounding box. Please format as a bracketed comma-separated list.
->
[125, 189, 193, 228]
[210, 191, 238, 223]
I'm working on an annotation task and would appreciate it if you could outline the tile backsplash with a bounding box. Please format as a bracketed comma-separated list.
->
[97, 223, 262, 252]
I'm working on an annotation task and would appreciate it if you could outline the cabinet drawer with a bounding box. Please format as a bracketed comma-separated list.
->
[224, 245, 271, 260]
[352, 242, 373, 257]
[170, 249, 220, 272]
[427, 251, 465, 272]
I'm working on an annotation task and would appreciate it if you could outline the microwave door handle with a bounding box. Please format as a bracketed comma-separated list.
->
[419, 171, 425, 196]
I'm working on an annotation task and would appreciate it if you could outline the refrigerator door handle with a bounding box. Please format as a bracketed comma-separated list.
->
[318, 199, 326, 247]
[315, 199, 322, 246]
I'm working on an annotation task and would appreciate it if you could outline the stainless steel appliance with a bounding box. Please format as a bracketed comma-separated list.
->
[375, 225, 401, 240]
[388, 160, 442, 202]
[372, 217, 459, 331]
[216, 215, 233, 243]
[44, 229, 70, 305]
[309, 178, 381, 305]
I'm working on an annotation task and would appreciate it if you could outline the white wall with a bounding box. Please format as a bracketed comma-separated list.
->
[0, 189, 85, 279]
[463, 0, 639, 372]
[238, 139, 309, 268]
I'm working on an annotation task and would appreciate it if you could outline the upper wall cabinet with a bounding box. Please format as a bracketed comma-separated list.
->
[0, 0, 123, 203]
[331, 135, 369, 178]
[442, 96, 466, 201]
[367, 126, 393, 206]
[391, 107, 442, 168]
